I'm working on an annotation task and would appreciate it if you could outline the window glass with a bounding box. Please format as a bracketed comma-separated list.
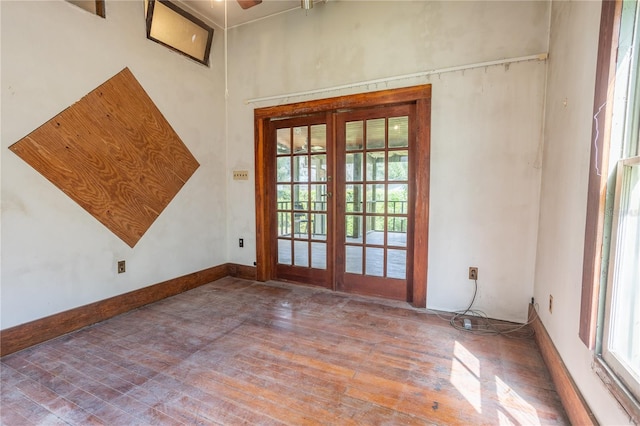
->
[604, 158, 640, 397]
[366, 118, 385, 149]
[346, 121, 363, 151]
[388, 116, 409, 148]
[598, 0, 640, 408]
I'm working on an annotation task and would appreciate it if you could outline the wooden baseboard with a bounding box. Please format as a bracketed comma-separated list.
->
[0, 264, 231, 357]
[228, 263, 257, 280]
[529, 304, 598, 425]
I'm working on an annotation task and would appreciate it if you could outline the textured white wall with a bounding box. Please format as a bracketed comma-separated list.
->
[1, 1, 628, 421]
[225, 0, 549, 322]
[1, 1, 227, 329]
[534, 1, 630, 424]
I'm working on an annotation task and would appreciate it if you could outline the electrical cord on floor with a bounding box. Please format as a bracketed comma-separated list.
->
[427, 279, 538, 339]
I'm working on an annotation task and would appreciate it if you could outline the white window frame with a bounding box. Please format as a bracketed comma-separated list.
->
[593, 1, 640, 421]
[601, 155, 640, 401]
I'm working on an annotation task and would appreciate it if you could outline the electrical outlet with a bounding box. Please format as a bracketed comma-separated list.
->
[233, 170, 249, 180]
[239, 238, 244, 248]
[117, 260, 126, 274]
[468, 267, 478, 280]
[549, 295, 553, 313]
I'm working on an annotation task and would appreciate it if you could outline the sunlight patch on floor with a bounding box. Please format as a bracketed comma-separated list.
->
[495, 375, 540, 425]
[450, 340, 482, 413]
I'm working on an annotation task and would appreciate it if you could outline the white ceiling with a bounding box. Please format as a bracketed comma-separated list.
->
[180, 0, 303, 29]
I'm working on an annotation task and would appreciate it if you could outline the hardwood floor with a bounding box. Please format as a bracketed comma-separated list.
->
[1, 277, 568, 425]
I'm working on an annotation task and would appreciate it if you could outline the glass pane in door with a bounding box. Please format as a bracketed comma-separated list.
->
[366, 118, 386, 149]
[346, 184, 363, 213]
[346, 246, 362, 274]
[311, 242, 327, 269]
[276, 127, 294, 266]
[365, 247, 384, 276]
[388, 184, 408, 214]
[311, 155, 326, 181]
[388, 150, 408, 181]
[277, 157, 291, 181]
[277, 128, 291, 154]
[311, 213, 327, 240]
[346, 121, 363, 151]
[293, 126, 308, 153]
[293, 184, 308, 211]
[310, 184, 327, 211]
[366, 152, 386, 181]
[278, 239, 292, 265]
[366, 184, 385, 214]
[340, 115, 410, 282]
[294, 156, 308, 182]
[388, 116, 408, 148]
[310, 124, 326, 151]
[294, 240, 309, 267]
[388, 217, 407, 247]
[346, 153, 363, 182]
[276, 122, 328, 276]
[387, 249, 406, 279]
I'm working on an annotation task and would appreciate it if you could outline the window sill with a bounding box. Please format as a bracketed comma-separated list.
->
[594, 356, 640, 424]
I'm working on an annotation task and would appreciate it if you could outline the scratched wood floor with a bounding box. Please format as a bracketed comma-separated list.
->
[1, 277, 568, 425]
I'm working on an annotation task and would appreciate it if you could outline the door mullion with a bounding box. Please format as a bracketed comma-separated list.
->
[327, 111, 337, 290]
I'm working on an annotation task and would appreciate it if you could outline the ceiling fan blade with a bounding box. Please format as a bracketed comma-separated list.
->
[237, 0, 262, 9]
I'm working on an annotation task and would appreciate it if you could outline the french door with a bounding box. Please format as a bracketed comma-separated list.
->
[272, 115, 332, 288]
[255, 85, 431, 307]
[335, 104, 414, 300]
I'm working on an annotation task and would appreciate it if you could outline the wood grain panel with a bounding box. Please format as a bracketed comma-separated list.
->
[410, 98, 430, 307]
[254, 85, 432, 120]
[0, 264, 229, 357]
[8, 68, 199, 247]
[254, 116, 270, 282]
[529, 304, 598, 425]
[580, 0, 622, 349]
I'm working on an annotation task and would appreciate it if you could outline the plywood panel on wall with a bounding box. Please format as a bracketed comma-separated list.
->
[9, 68, 199, 247]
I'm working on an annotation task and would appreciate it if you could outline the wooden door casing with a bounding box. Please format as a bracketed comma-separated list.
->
[254, 85, 431, 307]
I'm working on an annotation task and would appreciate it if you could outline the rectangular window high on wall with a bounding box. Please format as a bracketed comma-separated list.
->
[145, 0, 214, 66]
[66, 0, 105, 17]
[585, 0, 640, 421]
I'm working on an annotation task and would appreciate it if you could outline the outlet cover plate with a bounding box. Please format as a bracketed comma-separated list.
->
[468, 267, 478, 280]
[233, 170, 249, 180]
